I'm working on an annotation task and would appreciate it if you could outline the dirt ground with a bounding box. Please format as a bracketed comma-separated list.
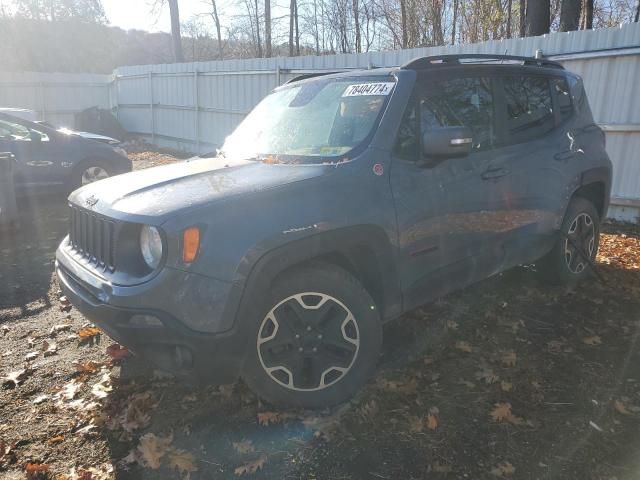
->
[1, 149, 639, 480]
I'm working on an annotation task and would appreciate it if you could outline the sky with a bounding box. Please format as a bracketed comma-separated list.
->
[102, 0, 208, 33]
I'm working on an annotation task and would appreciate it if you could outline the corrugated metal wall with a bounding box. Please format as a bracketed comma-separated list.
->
[0, 24, 638, 220]
[0, 71, 113, 128]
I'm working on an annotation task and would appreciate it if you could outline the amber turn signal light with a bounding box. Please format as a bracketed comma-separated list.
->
[182, 227, 200, 263]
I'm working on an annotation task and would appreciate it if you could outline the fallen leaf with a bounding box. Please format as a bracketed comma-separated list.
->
[60, 295, 72, 313]
[137, 433, 173, 469]
[3, 368, 33, 387]
[356, 400, 379, 422]
[106, 344, 130, 360]
[455, 341, 472, 353]
[91, 372, 112, 399]
[27, 337, 35, 348]
[50, 324, 72, 336]
[119, 392, 156, 432]
[74, 360, 105, 374]
[234, 456, 267, 476]
[475, 369, 499, 384]
[257, 411, 289, 426]
[613, 399, 631, 416]
[25, 463, 50, 479]
[490, 403, 513, 422]
[500, 381, 513, 392]
[32, 394, 49, 404]
[377, 377, 418, 394]
[42, 341, 58, 357]
[500, 351, 517, 367]
[1, 325, 8, 336]
[25, 351, 39, 361]
[491, 461, 516, 477]
[78, 327, 101, 339]
[233, 440, 255, 454]
[431, 462, 452, 473]
[57, 380, 81, 401]
[48, 435, 64, 445]
[166, 448, 197, 475]
[426, 414, 438, 430]
[583, 335, 602, 345]
[445, 319, 459, 330]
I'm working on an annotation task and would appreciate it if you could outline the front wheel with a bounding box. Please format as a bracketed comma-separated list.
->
[242, 264, 382, 408]
[69, 161, 113, 192]
[537, 197, 600, 285]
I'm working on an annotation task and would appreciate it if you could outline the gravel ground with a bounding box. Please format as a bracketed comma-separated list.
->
[1, 149, 639, 479]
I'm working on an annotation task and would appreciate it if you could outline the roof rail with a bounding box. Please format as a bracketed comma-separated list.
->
[401, 54, 564, 70]
[285, 71, 342, 84]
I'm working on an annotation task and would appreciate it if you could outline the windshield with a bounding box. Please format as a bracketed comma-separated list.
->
[220, 76, 395, 163]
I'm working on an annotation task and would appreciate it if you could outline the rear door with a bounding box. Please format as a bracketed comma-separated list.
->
[490, 72, 572, 266]
[390, 72, 508, 309]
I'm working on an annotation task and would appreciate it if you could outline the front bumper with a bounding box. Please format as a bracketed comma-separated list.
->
[55, 246, 249, 383]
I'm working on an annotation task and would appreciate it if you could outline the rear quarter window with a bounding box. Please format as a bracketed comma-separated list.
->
[503, 75, 554, 145]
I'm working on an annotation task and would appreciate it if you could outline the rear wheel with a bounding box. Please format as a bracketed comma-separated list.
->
[537, 197, 600, 285]
[242, 264, 382, 408]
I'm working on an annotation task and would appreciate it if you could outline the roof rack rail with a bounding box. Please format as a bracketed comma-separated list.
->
[285, 71, 341, 84]
[401, 54, 564, 70]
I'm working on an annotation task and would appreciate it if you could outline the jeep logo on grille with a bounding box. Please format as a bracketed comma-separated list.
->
[85, 195, 99, 208]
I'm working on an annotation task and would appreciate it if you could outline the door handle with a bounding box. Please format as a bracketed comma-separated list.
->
[481, 167, 510, 180]
[554, 149, 584, 162]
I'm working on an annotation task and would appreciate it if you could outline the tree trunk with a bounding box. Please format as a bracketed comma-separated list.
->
[210, 0, 223, 59]
[506, 0, 512, 38]
[525, 0, 550, 36]
[559, 0, 581, 31]
[265, 0, 271, 57]
[353, 0, 361, 52]
[519, 0, 526, 37]
[583, 0, 593, 29]
[635, 0, 640, 22]
[294, 0, 299, 54]
[289, 0, 294, 56]
[432, 0, 443, 45]
[451, 0, 458, 44]
[168, 0, 184, 63]
[400, 0, 408, 48]
[254, 0, 262, 57]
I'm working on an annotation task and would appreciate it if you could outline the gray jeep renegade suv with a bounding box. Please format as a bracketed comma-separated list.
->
[56, 54, 612, 408]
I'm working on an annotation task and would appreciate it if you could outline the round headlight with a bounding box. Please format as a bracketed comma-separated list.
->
[140, 225, 163, 269]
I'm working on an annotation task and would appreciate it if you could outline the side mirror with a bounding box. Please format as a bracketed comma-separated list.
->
[29, 130, 42, 142]
[422, 126, 473, 160]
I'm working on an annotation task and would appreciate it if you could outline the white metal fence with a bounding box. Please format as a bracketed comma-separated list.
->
[1, 23, 639, 221]
[0, 71, 112, 128]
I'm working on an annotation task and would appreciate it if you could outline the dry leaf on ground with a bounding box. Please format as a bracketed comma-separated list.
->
[455, 341, 472, 353]
[57, 380, 81, 401]
[408, 416, 424, 433]
[166, 448, 198, 475]
[613, 399, 631, 415]
[50, 324, 72, 336]
[137, 433, 173, 469]
[475, 369, 499, 384]
[78, 327, 101, 339]
[25, 351, 39, 361]
[234, 456, 267, 476]
[500, 351, 517, 367]
[91, 372, 113, 399]
[582, 335, 602, 345]
[500, 381, 513, 392]
[431, 462, 453, 473]
[233, 440, 255, 454]
[257, 411, 296, 426]
[42, 340, 58, 357]
[491, 461, 516, 477]
[25, 463, 50, 478]
[490, 403, 525, 425]
[4, 368, 33, 387]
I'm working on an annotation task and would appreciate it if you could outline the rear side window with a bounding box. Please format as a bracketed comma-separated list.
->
[503, 76, 554, 144]
[552, 77, 573, 123]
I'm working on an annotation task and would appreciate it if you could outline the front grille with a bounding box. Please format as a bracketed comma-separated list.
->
[68, 205, 116, 272]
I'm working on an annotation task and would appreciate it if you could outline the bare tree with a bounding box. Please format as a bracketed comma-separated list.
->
[506, 0, 512, 37]
[519, 0, 526, 36]
[264, 0, 271, 56]
[168, 0, 184, 62]
[635, 0, 640, 21]
[583, 0, 594, 28]
[525, 0, 550, 35]
[209, 0, 224, 59]
[559, 0, 581, 30]
[451, 0, 458, 43]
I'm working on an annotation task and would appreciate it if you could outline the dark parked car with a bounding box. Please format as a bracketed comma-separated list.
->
[56, 55, 612, 407]
[0, 111, 131, 194]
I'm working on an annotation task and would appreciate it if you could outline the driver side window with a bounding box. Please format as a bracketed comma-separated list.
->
[393, 75, 495, 161]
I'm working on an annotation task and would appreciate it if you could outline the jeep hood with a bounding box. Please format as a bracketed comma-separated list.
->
[69, 156, 328, 223]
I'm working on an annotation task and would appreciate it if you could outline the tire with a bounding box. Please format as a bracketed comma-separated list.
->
[69, 160, 113, 192]
[242, 263, 382, 408]
[537, 197, 600, 285]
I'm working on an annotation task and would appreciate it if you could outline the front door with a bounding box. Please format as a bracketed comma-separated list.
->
[390, 73, 507, 310]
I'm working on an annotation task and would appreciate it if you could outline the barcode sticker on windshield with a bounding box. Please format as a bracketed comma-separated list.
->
[342, 82, 395, 97]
